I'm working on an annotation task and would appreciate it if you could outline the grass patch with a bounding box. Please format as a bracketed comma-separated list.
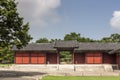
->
[0, 64, 13, 67]
[41, 76, 120, 80]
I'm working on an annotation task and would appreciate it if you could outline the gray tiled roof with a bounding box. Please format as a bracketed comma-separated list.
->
[54, 40, 79, 48]
[75, 42, 120, 51]
[109, 48, 120, 54]
[12, 41, 120, 53]
[12, 43, 56, 51]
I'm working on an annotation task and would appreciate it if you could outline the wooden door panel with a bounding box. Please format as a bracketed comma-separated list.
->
[94, 57, 101, 64]
[87, 57, 94, 64]
[86, 52, 102, 64]
[94, 52, 101, 64]
[86, 53, 94, 64]
[31, 53, 38, 64]
[15, 53, 23, 64]
[22, 52, 29, 64]
[38, 53, 45, 64]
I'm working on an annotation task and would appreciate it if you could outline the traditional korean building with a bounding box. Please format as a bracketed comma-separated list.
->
[12, 41, 120, 69]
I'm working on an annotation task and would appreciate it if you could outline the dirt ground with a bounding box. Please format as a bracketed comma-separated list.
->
[0, 70, 46, 80]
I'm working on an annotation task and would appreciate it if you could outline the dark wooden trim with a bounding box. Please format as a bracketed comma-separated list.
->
[72, 51, 74, 64]
[85, 52, 87, 64]
[14, 52, 16, 64]
[101, 53, 103, 64]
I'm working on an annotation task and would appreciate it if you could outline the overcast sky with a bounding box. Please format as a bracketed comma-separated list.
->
[16, 0, 120, 42]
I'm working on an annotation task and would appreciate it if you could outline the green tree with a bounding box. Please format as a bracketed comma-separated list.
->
[64, 32, 93, 42]
[50, 39, 61, 43]
[60, 51, 72, 64]
[64, 32, 81, 41]
[101, 33, 120, 42]
[78, 37, 94, 42]
[0, 47, 13, 63]
[36, 38, 49, 43]
[0, 0, 32, 49]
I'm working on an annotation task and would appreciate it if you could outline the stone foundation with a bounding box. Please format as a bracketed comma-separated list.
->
[10, 64, 116, 72]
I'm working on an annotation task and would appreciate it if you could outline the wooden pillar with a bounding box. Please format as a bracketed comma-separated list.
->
[14, 52, 16, 64]
[117, 53, 120, 69]
[116, 53, 120, 69]
[116, 53, 118, 67]
[29, 51, 32, 64]
[45, 52, 47, 64]
[72, 51, 74, 64]
[85, 52, 87, 64]
[57, 51, 60, 64]
[101, 53, 103, 64]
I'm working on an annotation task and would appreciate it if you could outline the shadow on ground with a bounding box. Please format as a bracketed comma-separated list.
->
[0, 70, 46, 78]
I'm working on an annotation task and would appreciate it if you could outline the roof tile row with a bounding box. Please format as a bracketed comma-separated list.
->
[12, 41, 120, 52]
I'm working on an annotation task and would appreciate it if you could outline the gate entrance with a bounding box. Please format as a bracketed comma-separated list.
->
[54, 40, 79, 64]
[59, 51, 72, 64]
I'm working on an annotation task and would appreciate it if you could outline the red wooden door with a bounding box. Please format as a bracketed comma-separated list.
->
[38, 53, 45, 64]
[94, 52, 102, 64]
[86, 53, 94, 64]
[86, 52, 102, 64]
[22, 52, 29, 64]
[31, 52, 38, 64]
[15, 52, 23, 64]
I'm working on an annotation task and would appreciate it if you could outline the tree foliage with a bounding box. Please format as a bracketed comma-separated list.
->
[36, 38, 49, 43]
[50, 39, 61, 43]
[36, 38, 61, 43]
[60, 51, 72, 64]
[64, 32, 80, 41]
[101, 33, 120, 42]
[64, 32, 93, 42]
[36, 32, 94, 43]
[36, 33, 120, 43]
[0, 0, 32, 48]
[0, 47, 13, 63]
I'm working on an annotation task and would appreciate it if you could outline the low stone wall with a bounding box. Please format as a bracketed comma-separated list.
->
[0, 66, 11, 70]
[75, 64, 113, 72]
[10, 64, 114, 72]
